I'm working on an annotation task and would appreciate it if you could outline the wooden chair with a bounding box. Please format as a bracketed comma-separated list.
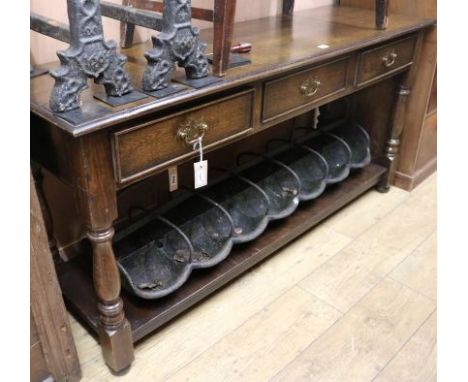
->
[31, 170, 81, 382]
[120, 0, 237, 77]
[282, 0, 295, 16]
[285, 1, 389, 29]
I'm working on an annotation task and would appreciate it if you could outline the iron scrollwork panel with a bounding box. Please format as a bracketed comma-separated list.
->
[143, 0, 209, 92]
[50, 0, 133, 113]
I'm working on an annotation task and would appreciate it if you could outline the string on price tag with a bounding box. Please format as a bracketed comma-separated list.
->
[193, 137, 208, 189]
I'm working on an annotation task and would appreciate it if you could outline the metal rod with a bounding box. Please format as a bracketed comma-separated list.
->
[100, 0, 163, 31]
[30, 12, 70, 43]
[48, 0, 134, 113]
[131, 0, 214, 21]
[31, 1, 164, 44]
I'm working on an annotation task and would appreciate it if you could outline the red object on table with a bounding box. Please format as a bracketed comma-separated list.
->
[231, 42, 252, 53]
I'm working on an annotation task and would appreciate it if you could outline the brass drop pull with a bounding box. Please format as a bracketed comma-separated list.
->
[382, 51, 398, 68]
[177, 119, 209, 145]
[300, 78, 321, 97]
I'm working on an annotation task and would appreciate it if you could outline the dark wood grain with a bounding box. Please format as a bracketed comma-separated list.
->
[212, 0, 237, 76]
[415, 110, 437, 169]
[426, 69, 436, 115]
[263, 57, 351, 122]
[31, 5, 434, 373]
[70, 132, 134, 371]
[376, 31, 426, 191]
[59, 164, 386, 341]
[377, 81, 410, 192]
[30, 172, 81, 382]
[375, 0, 389, 29]
[342, 0, 437, 190]
[30, 6, 434, 137]
[113, 89, 254, 184]
[396, 25, 436, 189]
[356, 36, 416, 86]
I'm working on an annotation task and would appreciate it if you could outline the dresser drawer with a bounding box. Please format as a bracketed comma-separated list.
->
[356, 36, 417, 85]
[262, 57, 350, 122]
[113, 89, 254, 184]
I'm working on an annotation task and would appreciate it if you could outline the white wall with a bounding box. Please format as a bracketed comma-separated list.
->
[30, 0, 334, 65]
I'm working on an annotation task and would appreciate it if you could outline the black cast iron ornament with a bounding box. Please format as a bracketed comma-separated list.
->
[143, 0, 209, 92]
[50, 0, 133, 113]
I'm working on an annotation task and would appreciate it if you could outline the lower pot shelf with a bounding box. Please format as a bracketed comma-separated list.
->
[58, 163, 385, 342]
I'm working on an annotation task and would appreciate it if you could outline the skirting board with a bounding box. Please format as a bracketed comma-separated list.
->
[394, 157, 437, 191]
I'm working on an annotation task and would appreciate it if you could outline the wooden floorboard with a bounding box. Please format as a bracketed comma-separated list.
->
[166, 287, 342, 382]
[299, 179, 436, 312]
[374, 310, 437, 382]
[271, 278, 435, 382]
[323, 186, 409, 239]
[71, 174, 437, 381]
[389, 231, 437, 301]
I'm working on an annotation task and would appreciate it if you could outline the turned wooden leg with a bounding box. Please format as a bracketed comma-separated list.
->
[72, 132, 135, 372]
[377, 82, 411, 193]
[87, 226, 134, 372]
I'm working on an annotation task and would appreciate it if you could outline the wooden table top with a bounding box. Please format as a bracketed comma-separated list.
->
[30, 5, 434, 137]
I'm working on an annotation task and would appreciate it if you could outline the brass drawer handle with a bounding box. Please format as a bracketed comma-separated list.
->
[382, 51, 398, 68]
[177, 119, 209, 145]
[300, 78, 321, 97]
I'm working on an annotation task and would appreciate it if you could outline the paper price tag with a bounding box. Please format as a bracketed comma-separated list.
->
[192, 136, 208, 189]
[168, 166, 178, 192]
[194, 160, 208, 189]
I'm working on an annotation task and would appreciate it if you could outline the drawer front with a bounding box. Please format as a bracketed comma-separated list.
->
[357, 36, 417, 85]
[262, 58, 350, 122]
[113, 89, 254, 184]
